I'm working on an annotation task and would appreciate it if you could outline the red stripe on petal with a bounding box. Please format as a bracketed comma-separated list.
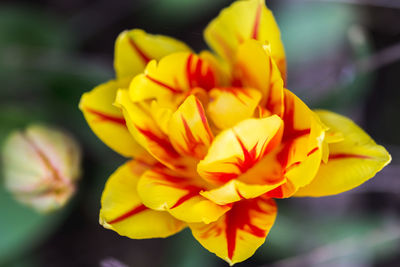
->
[251, 3, 262, 39]
[282, 96, 310, 143]
[307, 147, 319, 156]
[181, 115, 198, 145]
[128, 38, 151, 64]
[84, 107, 126, 126]
[173, 99, 212, 159]
[277, 96, 312, 168]
[186, 54, 195, 89]
[145, 169, 203, 209]
[329, 153, 372, 160]
[145, 74, 182, 94]
[205, 132, 273, 183]
[232, 133, 261, 173]
[234, 186, 245, 200]
[225, 199, 269, 260]
[179, 115, 205, 158]
[195, 98, 214, 141]
[283, 129, 310, 142]
[210, 30, 234, 61]
[284, 161, 301, 173]
[186, 54, 216, 90]
[25, 135, 64, 183]
[149, 169, 187, 184]
[136, 126, 180, 158]
[108, 204, 147, 224]
[204, 171, 239, 184]
[277, 140, 293, 168]
[170, 188, 200, 209]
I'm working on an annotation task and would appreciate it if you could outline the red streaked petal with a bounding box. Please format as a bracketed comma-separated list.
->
[83, 107, 125, 125]
[107, 204, 148, 225]
[199, 50, 231, 87]
[190, 197, 277, 265]
[114, 29, 191, 79]
[100, 160, 185, 239]
[198, 116, 283, 185]
[295, 110, 391, 197]
[79, 80, 149, 158]
[137, 168, 230, 224]
[186, 53, 216, 91]
[129, 52, 216, 108]
[116, 90, 194, 172]
[263, 90, 325, 198]
[168, 95, 213, 159]
[234, 40, 284, 117]
[204, 0, 286, 78]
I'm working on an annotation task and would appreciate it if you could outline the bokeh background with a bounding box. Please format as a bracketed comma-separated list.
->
[1, 0, 399, 266]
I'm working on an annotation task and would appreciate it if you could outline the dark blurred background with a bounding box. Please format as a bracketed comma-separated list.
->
[0, 0, 399, 266]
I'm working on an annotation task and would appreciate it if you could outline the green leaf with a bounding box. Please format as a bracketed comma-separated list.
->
[0, 186, 70, 265]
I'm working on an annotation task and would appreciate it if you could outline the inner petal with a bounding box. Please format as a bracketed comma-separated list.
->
[207, 87, 262, 130]
[197, 115, 283, 185]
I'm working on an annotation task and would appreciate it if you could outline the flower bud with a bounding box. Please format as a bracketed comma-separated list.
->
[2, 124, 81, 213]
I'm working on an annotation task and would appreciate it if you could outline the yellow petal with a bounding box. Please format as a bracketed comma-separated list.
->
[79, 80, 147, 157]
[114, 29, 191, 80]
[137, 168, 230, 224]
[294, 110, 391, 197]
[99, 160, 185, 239]
[190, 197, 277, 265]
[168, 95, 213, 159]
[204, 0, 286, 78]
[207, 87, 262, 130]
[266, 90, 325, 198]
[150, 100, 173, 134]
[198, 115, 283, 185]
[115, 89, 194, 172]
[129, 52, 216, 108]
[234, 40, 284, 116]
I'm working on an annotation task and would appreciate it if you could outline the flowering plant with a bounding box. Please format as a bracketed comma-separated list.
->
[80, 0, 390, 264]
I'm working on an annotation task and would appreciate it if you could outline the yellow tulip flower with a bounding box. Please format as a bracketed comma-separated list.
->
[79, 0, 391, 264]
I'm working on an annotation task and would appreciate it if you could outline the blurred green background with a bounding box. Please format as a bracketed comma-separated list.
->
[0, 0, 399, 266]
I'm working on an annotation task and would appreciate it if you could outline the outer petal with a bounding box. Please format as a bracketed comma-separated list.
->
[295, 110, 391, 197]
[114, 29, 191, 79]
[207, 87, 262, 130]
[198, 115, 283, 185]
[137, 168, 230, 224]
[168, 95, 214, 160]
[79, 80, 147, 157]
[190, 197, 277, 265]
[129, 52, 216, 108]
[234, 40, 284, 116]
[99, 160, 185, 239]
[204, 0, 286, 78]
[266, 90, 325, 198]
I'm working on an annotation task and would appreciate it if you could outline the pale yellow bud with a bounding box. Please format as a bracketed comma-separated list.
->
[2, 124, 81, 213]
